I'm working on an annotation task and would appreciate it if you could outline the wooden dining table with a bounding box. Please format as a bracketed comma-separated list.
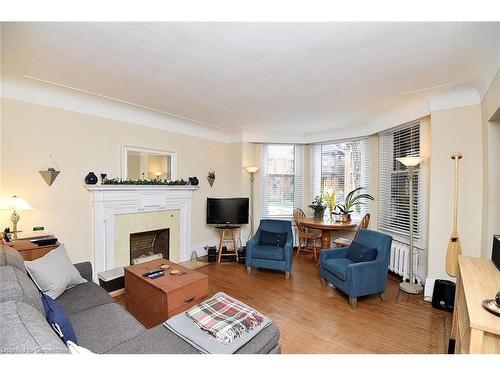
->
[298, 217, 357, 249]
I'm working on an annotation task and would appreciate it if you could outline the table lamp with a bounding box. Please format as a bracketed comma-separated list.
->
[244, 166, 260, 237]
[0, 196, 34, 239]
[396, 156, 423, 294]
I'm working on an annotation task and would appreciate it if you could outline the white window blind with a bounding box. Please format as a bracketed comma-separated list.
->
[379, 121, 424, 248]
[309, 138, 372, 220]
[261, 144, 304, 219]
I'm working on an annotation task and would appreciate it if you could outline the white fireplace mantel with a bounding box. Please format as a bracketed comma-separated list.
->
[86, 185, 198, 279]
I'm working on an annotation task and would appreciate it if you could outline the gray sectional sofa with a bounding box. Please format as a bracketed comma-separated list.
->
[0, 245, 281, 354]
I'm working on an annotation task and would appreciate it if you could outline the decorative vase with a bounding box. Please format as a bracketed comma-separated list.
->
[188, 177, 199, 186]
[207, 177, 215, 187]
[313, 210, 325, 219]
[85, 172, 98, 185]
[100, 173, 107, 183]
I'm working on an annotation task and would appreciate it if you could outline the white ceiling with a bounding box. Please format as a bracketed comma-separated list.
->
[2, 22, 499, 142]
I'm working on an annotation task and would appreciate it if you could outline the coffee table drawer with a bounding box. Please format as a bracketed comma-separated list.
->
[167, 278, 209, 313]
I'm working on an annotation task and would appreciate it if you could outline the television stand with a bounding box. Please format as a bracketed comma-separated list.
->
[215, 226, 240, 263]
[214, 225, 240, 230]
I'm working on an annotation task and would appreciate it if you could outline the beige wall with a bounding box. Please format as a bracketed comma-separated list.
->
[481, 70, 500, 259]
[427, 105, 483, 281]
[0, 98, 233, 263]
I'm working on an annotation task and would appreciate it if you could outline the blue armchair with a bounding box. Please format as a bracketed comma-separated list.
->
[319, 229, 392, 308]
[245, 219, 294, 279]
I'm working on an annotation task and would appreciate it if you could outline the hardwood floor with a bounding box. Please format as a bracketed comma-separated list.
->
[115, 255, 452, 354]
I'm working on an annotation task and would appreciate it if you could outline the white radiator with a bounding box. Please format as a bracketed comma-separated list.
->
[389, 241, 421, 283]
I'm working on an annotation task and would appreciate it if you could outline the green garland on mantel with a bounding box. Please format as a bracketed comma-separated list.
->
[102, 178, 189, 186]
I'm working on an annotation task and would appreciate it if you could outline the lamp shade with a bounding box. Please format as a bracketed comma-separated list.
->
[0, 196, 34, 211]
[396, 156, 423, 168]
[244, 166, 260, 173]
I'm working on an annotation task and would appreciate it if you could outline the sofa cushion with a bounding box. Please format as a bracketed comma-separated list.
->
[0, 301, 69, 354]
[346, 240, 378, 263]
[56, 281, 114, 315]
[322, 258, 355, 281]
[0, 245, 27, 274]
[106, 322, 280, 354]
[25, 244, 87, 299]
[42, 294, 78, 344]
[0, 266, 45, 316]
[252, 245, 285, 261]
[259, 230, 288, 247]
[68, 303, 145, 353]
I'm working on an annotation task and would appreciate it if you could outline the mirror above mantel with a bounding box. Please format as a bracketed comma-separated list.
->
[122, 145, 177, 180]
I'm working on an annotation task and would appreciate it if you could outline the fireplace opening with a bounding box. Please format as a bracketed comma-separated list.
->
[130, 228, 169, 265]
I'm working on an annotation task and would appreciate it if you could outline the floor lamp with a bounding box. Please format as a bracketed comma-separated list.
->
[244, 166, 260, 237]
[396, 156, 423, 294]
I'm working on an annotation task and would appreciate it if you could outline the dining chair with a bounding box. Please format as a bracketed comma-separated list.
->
[293, 208, 322, 263]
[333, 213, 370, 248]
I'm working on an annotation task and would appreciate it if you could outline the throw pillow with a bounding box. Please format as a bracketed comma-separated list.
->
[25, 244, 87, 299]
[259, 230, 288, 247]
[346, 240, 378, 263]
[41, 293, 78, 345]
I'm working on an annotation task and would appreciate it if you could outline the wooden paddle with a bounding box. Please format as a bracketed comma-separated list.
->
[446, 152, 462, 277]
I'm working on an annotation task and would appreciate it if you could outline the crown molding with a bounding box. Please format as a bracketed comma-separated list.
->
[427, 85, 481, 112]
[2, 76, 485, 146]
[1, 76, 241, 143]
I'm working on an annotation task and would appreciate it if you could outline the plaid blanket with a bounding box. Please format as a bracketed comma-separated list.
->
[185, 294, 264, 344]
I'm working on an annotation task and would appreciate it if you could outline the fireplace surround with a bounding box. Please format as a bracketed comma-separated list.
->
[86, 185, 198, 280]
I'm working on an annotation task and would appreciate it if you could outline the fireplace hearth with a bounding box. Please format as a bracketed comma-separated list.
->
[130, 228, 169, 265]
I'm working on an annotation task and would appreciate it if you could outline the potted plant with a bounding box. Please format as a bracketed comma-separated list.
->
[309, 195, 327, 219]
[207, 169, 216, 187]
[335, 187, 374, 222]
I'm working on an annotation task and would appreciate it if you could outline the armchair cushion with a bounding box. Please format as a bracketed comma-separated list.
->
[322, 258, 355, 281]
[258, 230, 288, 247]
[346, 241, 378, 263]
[251, 245, 285, 261]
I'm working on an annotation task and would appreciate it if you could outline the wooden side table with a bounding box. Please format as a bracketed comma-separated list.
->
[216, 226, 239, 263]
[7, 237, 60, 261]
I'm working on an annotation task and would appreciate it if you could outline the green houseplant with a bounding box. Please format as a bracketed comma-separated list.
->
[309, 195, 327, 219]
[335, 187, 374, 222]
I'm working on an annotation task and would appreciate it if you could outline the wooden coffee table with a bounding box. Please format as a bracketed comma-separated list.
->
[124, 258, 208, 328]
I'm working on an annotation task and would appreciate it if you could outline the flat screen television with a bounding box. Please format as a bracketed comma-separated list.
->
[492, 235, 500, 271]
[206, 198, 249, 225]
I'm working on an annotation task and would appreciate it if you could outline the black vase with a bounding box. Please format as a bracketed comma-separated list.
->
[188, 176, 199, 186]
[85, 172, 98, 185]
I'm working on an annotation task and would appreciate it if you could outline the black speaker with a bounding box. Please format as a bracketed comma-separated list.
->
[432, 279, 456, 312]
[206, 246, 217, 263]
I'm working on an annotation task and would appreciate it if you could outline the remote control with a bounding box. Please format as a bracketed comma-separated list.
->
[148, 271, 164, 279]
[142, 268, 163, 277]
